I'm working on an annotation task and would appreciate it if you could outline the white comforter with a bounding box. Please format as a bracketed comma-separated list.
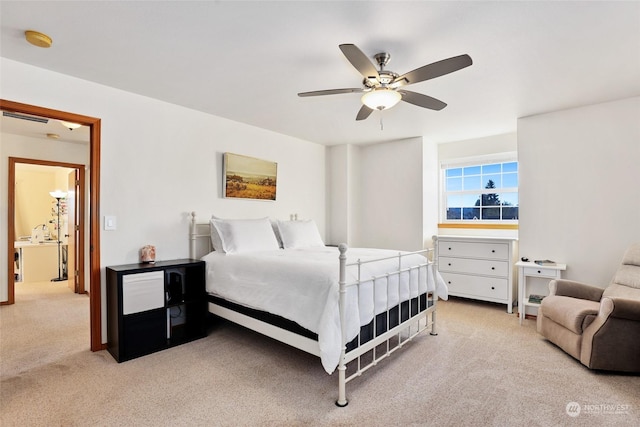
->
[201, 246, 448, 374]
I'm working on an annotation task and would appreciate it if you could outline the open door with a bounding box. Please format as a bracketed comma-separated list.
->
[67, 169, 85, 294]
[67, 171, 76, 292]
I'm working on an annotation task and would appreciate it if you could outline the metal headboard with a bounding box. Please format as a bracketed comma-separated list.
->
[189, 212, 213, 259]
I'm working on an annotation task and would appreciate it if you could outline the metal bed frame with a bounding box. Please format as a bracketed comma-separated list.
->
[189, 212, 438, 406]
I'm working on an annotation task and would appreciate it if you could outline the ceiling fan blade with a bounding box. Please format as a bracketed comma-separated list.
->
[393, 54, 472, 87]
[298, 88, 364, 97]
[339, 44, 380, 82]
[356, 105, 374, 121]
[399, 90, 447, 111]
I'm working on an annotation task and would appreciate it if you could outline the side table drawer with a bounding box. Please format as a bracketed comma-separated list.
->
[523, 267, 559, 278]
[440, 272, 508, 300]
[439, 256, 508, 277]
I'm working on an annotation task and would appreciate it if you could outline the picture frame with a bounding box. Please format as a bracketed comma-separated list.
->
[223, 152, 277, 200]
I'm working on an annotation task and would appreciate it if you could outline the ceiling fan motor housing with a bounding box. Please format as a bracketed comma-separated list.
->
[364, 71, 398, 88]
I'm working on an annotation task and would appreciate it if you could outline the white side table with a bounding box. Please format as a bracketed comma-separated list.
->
[516, 261, 567, 325]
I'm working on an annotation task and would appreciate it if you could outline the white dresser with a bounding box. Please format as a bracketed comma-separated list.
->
[434, 236, 518, 313]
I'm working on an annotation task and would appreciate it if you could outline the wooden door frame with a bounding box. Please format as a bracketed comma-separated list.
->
[7, 157, 87, 290]
[68, 168, 84, 293]
[1, 99, 103, 352]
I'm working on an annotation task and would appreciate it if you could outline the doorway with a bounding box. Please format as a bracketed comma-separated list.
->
[1, 99, 102, 352]
[12, 160, 85, 292]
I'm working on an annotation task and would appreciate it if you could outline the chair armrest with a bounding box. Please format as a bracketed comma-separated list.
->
[581, 297, 640, 370]
[604, 297, 640, 321]
[549, 279, 604, 301]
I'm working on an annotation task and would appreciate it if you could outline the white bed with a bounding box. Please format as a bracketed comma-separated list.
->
[190, 213, 447, 406]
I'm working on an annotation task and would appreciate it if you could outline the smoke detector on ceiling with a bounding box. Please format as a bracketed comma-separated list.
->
[25, 30, 52, 48]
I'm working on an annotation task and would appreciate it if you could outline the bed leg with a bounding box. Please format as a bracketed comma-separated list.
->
[336, 365, 348, 407]
[430, 310, 438, 336]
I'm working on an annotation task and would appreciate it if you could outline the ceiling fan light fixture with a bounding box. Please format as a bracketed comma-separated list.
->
[361, 88, 402, 111]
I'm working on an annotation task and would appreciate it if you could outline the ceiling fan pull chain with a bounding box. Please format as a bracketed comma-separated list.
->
[379, 110, 383, 131]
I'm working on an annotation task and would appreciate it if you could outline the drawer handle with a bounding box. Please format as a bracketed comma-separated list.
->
[538, 270, 541, 274]
[491, 250, 495, 253]
[491, 286, 495, 290]
[448, 247, 452, 251]
[448, 281, 452, 284]
[491, 267, 495, 270]
[448, 263, 452, 266]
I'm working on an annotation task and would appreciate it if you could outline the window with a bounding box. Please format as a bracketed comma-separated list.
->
[442, 160, 518, 222]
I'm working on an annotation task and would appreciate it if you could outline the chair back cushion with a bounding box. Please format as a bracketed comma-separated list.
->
[603, 283, 640, 299]
[611, 243, 640, 289]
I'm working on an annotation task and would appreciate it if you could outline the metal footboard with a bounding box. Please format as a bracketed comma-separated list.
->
[335, 244, 437, 407]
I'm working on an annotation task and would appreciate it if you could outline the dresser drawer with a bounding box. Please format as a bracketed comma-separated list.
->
[439, 256, 508, 277]
[523, 267, 559, 279]
[438, 241, 508, 260]
[440, 272, 508, 300]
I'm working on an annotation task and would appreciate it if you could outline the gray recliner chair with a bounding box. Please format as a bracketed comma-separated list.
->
[537, 243, 640, 372]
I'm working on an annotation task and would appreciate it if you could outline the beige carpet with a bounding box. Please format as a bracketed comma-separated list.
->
[1, 281, 638, 426]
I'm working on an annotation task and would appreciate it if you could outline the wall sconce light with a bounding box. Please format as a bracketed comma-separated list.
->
[58, 120, 82, 130]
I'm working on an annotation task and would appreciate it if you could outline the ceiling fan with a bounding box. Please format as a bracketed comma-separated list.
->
[298, 44, 472, 121]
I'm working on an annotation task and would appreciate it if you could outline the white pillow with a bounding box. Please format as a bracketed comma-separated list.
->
[277, 220, 325, 249]
[211, 217, 280, 254]
[209, 216, 225, 252]
[271, 219, 284, 249]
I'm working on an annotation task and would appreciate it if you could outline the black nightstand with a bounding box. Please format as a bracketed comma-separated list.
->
[106, 259, 207, 362]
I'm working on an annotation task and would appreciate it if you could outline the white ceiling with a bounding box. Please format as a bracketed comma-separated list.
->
[1, 1, 639, 146]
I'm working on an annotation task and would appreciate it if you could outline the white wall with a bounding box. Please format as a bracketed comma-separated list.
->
[357, 138, 425, 250]
[438, 133, 517, 162]
[328, 138, 428, 251]
[328, 137, 441, 251]
[1, 58, 326, 342]
[518, 97, 640, 287]
[327, 144, 356, 246]
[422, 139, 440, 248]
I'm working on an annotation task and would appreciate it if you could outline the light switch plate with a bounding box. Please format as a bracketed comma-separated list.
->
[104, 215, 117, 231]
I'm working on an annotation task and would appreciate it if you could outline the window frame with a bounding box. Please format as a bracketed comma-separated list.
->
[439, 153, 519, 225]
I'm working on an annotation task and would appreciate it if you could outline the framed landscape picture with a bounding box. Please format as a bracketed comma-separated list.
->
[223, 153, 277, 200]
